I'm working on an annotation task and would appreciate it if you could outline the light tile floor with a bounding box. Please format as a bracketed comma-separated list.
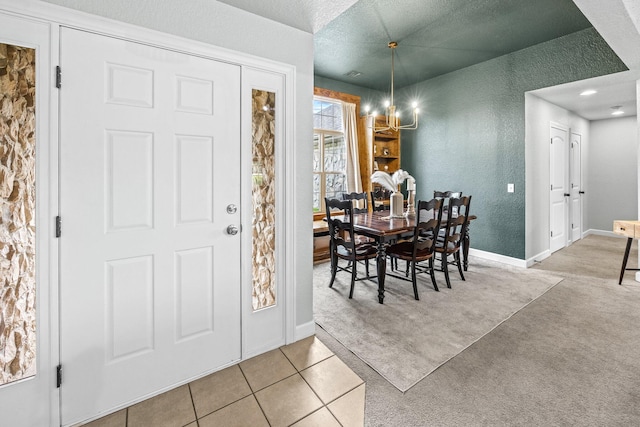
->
[82, 336, 365, 427]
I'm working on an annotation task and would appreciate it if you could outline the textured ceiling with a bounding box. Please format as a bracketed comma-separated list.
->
[313, 0, 592, 91]
[219, 0, 636, 120]
[216, 0, 358, 33]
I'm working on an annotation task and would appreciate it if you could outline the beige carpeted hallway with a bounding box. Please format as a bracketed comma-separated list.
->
[315, 235, 640, 426]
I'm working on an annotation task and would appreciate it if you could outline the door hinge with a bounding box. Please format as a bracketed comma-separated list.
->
[55, 66, 61, 89]
[55, 216, 61, 238]
[550, 184, 553, 191]
[551, 231, 553, 237]
[56, 364, 62, 388]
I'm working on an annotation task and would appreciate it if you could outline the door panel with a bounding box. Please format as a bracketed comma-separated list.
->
[0, 15, 55, 427]
[570, 133, 582, 242]
[59, 28, 241, 425]
[550, 125, 568, 253]
[242, 70, 287, 358]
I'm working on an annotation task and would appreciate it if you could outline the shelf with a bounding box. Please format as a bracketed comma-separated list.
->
[374, 133, 397, 139]
[358, 115, 401, 196]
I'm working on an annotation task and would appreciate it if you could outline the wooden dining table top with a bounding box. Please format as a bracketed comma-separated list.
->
[348, 212, 416, 237]
[314, 210, 477, 238]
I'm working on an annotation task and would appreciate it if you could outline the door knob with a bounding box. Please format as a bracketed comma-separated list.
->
[227, 225, 239, 235]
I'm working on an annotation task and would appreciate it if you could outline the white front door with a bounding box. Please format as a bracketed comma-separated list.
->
[59, 28, 241, 425]
[550, 124, 568, 253]
[0, 14, 56, 427]
[570, 133, 582, 243]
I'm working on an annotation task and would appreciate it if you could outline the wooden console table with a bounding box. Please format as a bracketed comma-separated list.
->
[613, 220, 640, 284]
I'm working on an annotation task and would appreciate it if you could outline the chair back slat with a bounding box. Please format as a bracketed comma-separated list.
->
[434, 190, 463, 215]
[342, 192, 369, 213]
[369, 191, 388, 212]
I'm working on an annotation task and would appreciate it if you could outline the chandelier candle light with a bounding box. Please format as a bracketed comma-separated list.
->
[364, 41, 420, 132]
[371, 169, 413, 218]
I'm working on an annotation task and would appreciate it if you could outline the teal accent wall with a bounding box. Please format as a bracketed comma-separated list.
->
[398, 28, 626, 259]
[315, 28, 626, 259]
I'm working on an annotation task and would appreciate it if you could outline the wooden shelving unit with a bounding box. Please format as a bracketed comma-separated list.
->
[358, 115, 402, 200]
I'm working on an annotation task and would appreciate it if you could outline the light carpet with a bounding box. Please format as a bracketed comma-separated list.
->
[313, 257, 564, 392]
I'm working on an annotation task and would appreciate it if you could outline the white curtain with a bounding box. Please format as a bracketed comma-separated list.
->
[341, 102, 363, 194]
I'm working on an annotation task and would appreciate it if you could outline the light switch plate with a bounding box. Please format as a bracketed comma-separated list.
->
[507, 183, 514, 193]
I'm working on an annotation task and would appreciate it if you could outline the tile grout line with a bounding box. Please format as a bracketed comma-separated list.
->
[281, 340, 365, 426]
[278, 347, 333, 426]
[238, 360, 272, 427]
[325, 382, 367, 427]
[294, 354, 343, 426]
[186, 383, 199, 426]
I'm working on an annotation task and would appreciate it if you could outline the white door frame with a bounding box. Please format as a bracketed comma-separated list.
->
[0, 12, 59, 427]
[0, 1, 298, 424]
[241, 69, 291, 359]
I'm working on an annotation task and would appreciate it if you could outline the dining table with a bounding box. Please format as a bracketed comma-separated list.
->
[346, 211, 476, 304]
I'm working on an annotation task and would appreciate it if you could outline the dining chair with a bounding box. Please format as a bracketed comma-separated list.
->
[369, 191, 388, 212]
[386, 198, 443, 299]
[343, 192, 377, 247]
[434, 190, 462, 199]
[435, 196, 471, 288]
[325, 198, 377, 299]
[342, 191, 369, 213]
[434, 190, 463, 216]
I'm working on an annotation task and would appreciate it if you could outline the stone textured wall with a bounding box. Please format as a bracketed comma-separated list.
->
[0, 44, 37, 385]
[251, 90, 276, 310]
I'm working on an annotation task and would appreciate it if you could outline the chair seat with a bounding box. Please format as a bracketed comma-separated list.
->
[435, 241, 460, 253]
[336, 243, 377, 261]
[387, 241, 434, 262]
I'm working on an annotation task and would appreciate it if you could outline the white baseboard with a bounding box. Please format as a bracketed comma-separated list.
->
[584, 229, 619, 238]
[468, 248, 527, 268]
[527, 249, 551, 267]
[294, 320, 316, 342]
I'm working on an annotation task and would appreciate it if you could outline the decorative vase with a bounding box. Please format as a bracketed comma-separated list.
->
[390, 191, 404, 218]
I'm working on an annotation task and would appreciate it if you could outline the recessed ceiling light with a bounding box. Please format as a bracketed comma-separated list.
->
[611, 105, 624, 116]
[580, 89, 597, 96]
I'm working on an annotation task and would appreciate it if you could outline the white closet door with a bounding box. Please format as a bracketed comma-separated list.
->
[570, 133, 582, 243]
[59, 28, 241, 425]
[550, 124, 568, 253]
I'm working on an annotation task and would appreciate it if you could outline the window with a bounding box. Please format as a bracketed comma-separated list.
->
[313, 98, 346, 212]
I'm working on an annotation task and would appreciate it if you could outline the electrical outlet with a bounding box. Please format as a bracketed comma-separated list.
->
[507, 183, 514, 193]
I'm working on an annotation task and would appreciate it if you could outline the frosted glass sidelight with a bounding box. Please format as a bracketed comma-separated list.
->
[0, 43, 37, 386]
[251, 90, 276, 310]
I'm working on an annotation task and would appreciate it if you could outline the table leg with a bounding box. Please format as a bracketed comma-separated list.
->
[619, 237, 633, 285]
[376, 241, 387, 304]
